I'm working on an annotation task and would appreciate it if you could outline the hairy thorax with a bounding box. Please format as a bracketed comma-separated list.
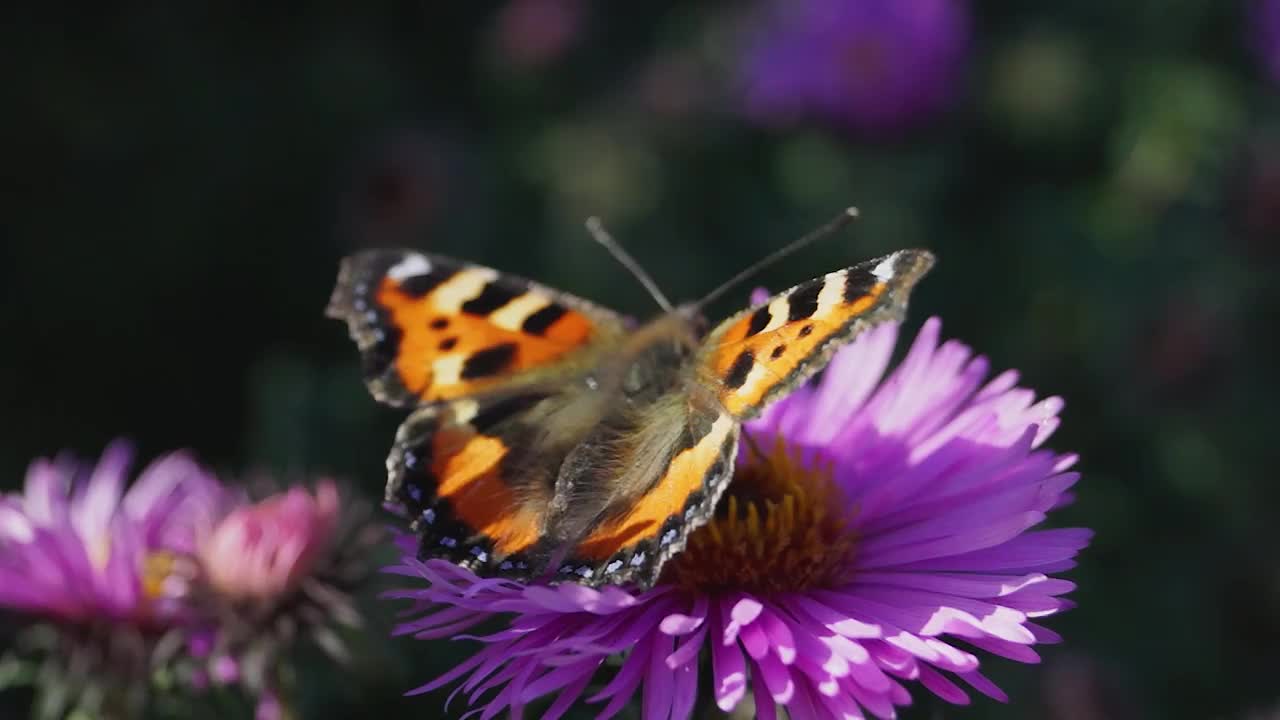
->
[541, 313, 707, 544]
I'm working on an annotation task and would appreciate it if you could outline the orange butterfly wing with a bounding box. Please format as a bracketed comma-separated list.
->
[702, 249, 935, 419]
[556, 409, 739, 586]
[327, 249, 626, 407]
[387, 397, 552, 576]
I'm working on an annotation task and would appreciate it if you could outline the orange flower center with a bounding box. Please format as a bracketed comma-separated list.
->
[141, 551, 179, 600]
[661, 436, 857, 594]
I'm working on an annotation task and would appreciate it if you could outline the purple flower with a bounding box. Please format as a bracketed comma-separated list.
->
[0, 441, 221, 627]
[0, 441, 225, 715]
[1256, 0, 1280, 85]
[385, 317, 1090, 718]
[740, 0, 970, 133]
[0, 444, 382, 718]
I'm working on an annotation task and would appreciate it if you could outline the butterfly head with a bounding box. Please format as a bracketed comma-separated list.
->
[672, 303, 711, 337]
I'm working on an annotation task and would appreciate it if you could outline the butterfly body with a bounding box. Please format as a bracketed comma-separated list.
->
[329, 244, 934, 588]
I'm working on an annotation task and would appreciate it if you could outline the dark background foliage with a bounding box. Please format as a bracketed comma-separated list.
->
[3, 2, 1278, 718]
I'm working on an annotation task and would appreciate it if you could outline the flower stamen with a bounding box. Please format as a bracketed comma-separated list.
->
[662, 435, 857, 594]
[141, 551, 178, 601]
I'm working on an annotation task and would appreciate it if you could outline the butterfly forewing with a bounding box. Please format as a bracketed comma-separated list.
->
[327, 249, 626, 407]
[701, 249, 935, 420]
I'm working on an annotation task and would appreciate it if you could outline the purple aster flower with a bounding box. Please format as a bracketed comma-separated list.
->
[1255, 0, 1280, 85]
[0, 441, 225, 717]
[740, 0, 970, 133]
[490, 0, 584, 70]
[384, 316, 1090, 718]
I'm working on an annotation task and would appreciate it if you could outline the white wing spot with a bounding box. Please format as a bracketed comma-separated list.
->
[432, 355, 467, 386]
[388, 255, 432, 281]
[432, 268, 500, 313]
[733, 362, 772, 400]
[489, 293, 552, 331]
[814, 270, 846, 319]
[761, 296, 790, 334]
[871, 255, 897, 282]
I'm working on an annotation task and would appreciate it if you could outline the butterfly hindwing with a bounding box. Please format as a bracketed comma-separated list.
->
[555, 407, 740, 587]
[387, 392, 573, 579]
[327, 249, 627, 407]
[701, 249, 935, 419]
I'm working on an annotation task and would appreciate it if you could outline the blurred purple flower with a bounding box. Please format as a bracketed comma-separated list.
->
[1256, 0, 1280, 85]
[0, 441, 220, 627]
[385, 317, 1089, 719]
[491, 0, 584, 69]
[740, 0, 970, 133]
[0, 441, 225, 715]
[0, 443, 383, 717]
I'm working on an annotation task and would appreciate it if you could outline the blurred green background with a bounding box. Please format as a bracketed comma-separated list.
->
[3, 1, 1278, 718]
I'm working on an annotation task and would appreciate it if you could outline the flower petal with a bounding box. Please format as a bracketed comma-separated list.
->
[712, 629, 748, 711]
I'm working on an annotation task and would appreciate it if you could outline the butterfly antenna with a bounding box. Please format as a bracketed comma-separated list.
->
[693, 206, 860, 312]
[585, 217, 675, 313]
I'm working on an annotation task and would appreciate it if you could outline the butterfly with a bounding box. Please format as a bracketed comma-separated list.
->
[327, 210, 934, 589]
